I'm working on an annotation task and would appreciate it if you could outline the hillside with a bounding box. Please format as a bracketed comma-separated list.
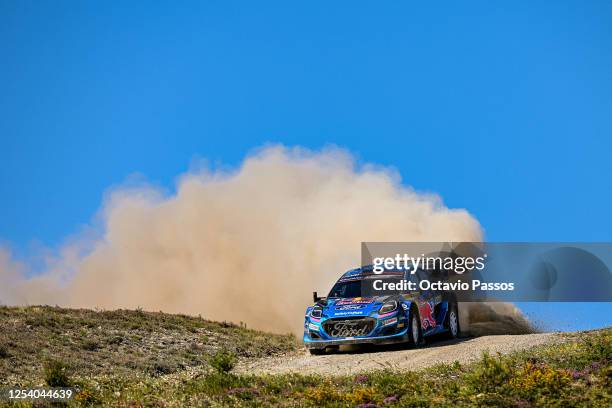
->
[0, 306, 609, 407]
[0, 306, 297, 384]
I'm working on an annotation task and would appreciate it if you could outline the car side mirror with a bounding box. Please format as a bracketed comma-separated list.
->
[313, 291, 321, 303]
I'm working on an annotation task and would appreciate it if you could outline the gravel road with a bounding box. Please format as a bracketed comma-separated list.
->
[238, 332, 558, 375]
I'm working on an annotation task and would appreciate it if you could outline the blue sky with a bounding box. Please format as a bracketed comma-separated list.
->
[1, 2, 610, 330]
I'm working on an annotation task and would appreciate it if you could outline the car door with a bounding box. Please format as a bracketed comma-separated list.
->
[414, 268, 442, 333]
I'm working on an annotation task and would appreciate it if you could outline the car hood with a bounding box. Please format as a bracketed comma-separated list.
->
[322, 296, 391, 318]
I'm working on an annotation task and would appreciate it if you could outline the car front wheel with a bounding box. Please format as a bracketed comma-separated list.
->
[408, 307, 422, 347]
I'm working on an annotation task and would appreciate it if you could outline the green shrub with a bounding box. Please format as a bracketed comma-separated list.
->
[148, 360, 177, 376]
[209, 350, 237, 374]
[464, 352, 513, 393]
[81, 339, 100, 351]
[44, 359, 72, 387]
[193, 371, 250, 395]
[0, 344, 9, 358]
[107, 335, 124, 345]
[509, 361, 571, 400]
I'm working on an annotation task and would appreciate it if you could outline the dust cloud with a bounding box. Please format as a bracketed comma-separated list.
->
[0, 145, 530, 335]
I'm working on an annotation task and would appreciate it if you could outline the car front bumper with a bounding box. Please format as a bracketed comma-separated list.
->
[303, 328, 409, 349]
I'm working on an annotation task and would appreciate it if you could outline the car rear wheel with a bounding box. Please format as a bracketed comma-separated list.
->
[445, 302, 460, 339]
[309, 348, 325, 355]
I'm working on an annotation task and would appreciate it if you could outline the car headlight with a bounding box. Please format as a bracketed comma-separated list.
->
[379, 300, 398, 314]
[310, 305, 323, 318]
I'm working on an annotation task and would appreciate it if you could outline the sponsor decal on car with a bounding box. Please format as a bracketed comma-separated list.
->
[336, 304, 364, 310]
[334, 311, 366, 316]
[419, 300, 437, 329]
[336, 297, 375, 305]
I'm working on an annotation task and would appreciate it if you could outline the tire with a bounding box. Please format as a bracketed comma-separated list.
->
[444, 301, 460, 339]
[309, 348, 325, 355]
[407, 306, 422, 347]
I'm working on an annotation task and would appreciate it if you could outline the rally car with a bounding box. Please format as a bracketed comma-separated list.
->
[304, 266, 460, 354]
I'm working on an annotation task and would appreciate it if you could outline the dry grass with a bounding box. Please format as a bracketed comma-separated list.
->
[0, 305, 297, 385]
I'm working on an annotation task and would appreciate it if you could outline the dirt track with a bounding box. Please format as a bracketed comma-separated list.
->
[238, 332, 559, 375]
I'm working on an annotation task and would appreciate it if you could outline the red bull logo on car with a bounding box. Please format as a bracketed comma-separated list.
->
[336, 297, 375, 306]
[419, 301, 437, 330]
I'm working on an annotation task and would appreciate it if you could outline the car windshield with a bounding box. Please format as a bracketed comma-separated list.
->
[328, 274, 413, 298]
[328, 280, 364, 298]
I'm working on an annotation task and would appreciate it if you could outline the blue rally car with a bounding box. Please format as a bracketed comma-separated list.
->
[304, 266, 460, 354]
